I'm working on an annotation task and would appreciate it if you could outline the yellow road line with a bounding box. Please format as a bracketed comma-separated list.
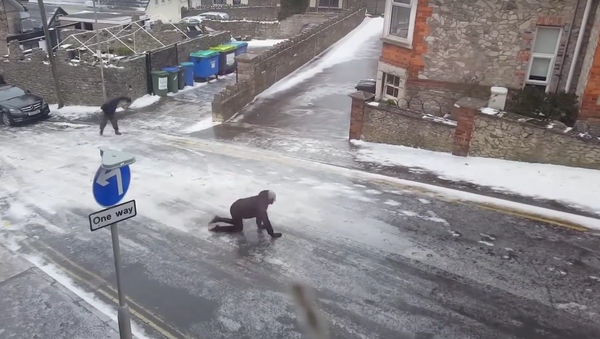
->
[372, 179, 592, 232]
[467, 202, 590, 232]
[25, 241, 190, 339]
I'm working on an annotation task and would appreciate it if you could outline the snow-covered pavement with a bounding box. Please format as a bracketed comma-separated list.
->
[0, 245, 120, 339]
[352, 140, 600, 219]
[1, 123, 600, 338]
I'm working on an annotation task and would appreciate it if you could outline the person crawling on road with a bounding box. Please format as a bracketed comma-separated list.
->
[209, 190, 282, 238]
[100, 96, 131, 136]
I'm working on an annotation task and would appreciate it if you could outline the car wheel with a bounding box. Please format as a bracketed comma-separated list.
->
[1, 112, 13, 126]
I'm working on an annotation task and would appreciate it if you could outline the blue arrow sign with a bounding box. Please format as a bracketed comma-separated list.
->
[93, 165, 131, 207]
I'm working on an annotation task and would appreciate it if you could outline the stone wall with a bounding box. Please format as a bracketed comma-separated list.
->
[380, 0, 593, 115]
[421, 0, 578, 90]
[183, 5, 280, 20]
[0, 32, 230, 106]
[202, 13, 335, 39]
[362, 103, 455, 153]
[0, 47, 146, 106]
[469, 113, 600, 169]
[350, 93, 600, 170]
[202, 19, 280, 39]
[212, 7, 366, 122]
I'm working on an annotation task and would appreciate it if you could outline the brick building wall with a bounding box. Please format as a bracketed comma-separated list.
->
[377, 0, 592, 114]
[577, 2, 600, 121]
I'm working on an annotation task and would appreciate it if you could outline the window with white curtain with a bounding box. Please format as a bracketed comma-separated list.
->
[526, 26, 562, 90]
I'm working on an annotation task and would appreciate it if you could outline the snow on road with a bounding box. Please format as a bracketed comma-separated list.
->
[50, 95, 161, 119]
[0, 126, 418, 255]
[259, 17, 384, 97]
[352, 140, 600, 218]
[246, 39, 287, 47]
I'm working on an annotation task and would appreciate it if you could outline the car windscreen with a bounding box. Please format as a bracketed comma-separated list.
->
[0, 87, 26, 101]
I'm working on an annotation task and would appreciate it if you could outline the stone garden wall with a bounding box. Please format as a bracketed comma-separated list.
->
[183, 5, 280, 21]
[211, 7, 366, 122]
[0, 32, 230, 106]
[350, 94, 600, 170]
[202, 13, 335, 39]
[362, 103, 456, 153]
[469, 112, 600, 169]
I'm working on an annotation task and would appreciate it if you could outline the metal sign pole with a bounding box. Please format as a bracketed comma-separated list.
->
[91, 148, 137, 339]
[110, 223, 132, 339]
[93, 0, 107, 102]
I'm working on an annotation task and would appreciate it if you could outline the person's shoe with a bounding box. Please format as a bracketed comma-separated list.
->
[99, 129, 103, 136]
[209, 216, 219, 224]
[115, 130, 122, 135]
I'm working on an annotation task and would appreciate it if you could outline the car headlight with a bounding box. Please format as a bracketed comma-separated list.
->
[8, 108, 21, 114]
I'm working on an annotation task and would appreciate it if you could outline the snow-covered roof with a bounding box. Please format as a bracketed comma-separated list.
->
[102, 0, 150, 12]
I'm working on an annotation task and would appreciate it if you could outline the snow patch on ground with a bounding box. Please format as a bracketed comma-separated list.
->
[182, 116, 220, 133]
[384, 199, 401, 206]
[246, 39, 287, 47]
[129, 95, 161, 109]
[49, 104, 102, 118]
[352, 140, 600, 217]
[259, 17, 384, 97]
[24, 255, 155, 339]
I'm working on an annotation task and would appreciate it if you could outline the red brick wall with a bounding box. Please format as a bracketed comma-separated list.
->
[380, 0, 432, 79]
[580, 37, 600, 121]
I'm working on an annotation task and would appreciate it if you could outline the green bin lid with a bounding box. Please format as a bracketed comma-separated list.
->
[190, 50, 219, 58]
[209, 44, 237, 52]
[151, 71, 168, 76]
[180, 61, 194, 66]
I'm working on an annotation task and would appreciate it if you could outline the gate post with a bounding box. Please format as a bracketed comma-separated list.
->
[451, 97, 487, 157]
[349, 91, 375, 140]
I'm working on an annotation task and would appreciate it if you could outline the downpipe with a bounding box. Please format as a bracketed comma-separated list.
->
[565, 0, 593, 92]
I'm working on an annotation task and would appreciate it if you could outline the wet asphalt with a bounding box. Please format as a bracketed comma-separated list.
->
[2, 26, 600, 339]
[1, 122, 600, 339]
[2, 127, 600, 339]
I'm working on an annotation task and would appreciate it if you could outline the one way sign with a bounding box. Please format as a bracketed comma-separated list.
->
[89, 200, 137, 232]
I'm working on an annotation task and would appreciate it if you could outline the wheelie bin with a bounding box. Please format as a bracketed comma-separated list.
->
[179, 61, 194, 87]
[190, 50, 219, 81]
[177, 66, 185, 90]
[209, 44, 237, 75]
[226, 41, 248, 56]
[151, 70, 169, 97]
[162, 66, 179, 93]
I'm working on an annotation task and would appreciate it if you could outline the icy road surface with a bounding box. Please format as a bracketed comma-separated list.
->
[0, 123, 600, 339]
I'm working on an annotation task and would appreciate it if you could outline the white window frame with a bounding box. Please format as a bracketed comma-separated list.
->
[525, 26, 562, 92]
[383, 0, 418, 46]
[383, 73, 402, 100]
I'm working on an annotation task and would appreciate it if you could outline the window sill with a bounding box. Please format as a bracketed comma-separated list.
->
[380, 36, 412, 50]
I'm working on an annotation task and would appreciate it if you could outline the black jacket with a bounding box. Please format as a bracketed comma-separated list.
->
[231, 190, 273, 226]
[101, 96, 131, 116]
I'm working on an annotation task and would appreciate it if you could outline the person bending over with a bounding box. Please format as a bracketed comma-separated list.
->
[100, 96, 131, 136]
[209, 190, 282, 238]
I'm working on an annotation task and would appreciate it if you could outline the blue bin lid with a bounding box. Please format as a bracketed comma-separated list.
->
[162, 66, 179, 72]
[180, 61, 194, 67]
